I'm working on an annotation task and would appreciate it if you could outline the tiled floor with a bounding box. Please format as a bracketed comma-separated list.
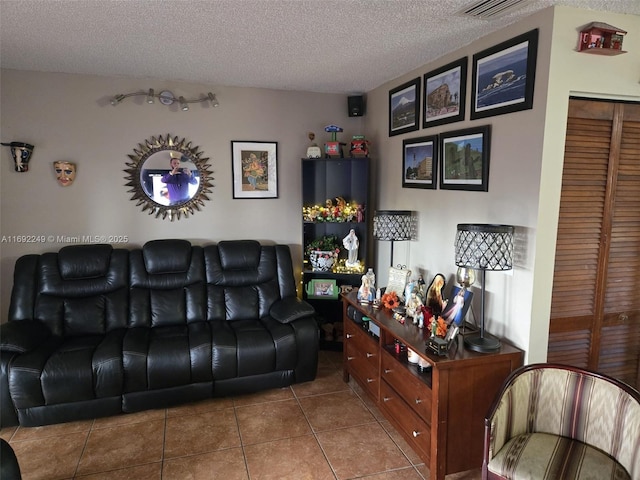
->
[0, 350, 482, 480]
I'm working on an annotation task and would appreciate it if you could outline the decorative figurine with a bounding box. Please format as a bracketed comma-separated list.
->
[306, 132, 322, 158]
[324, 124, 346, 158]
[342, 229, 360, 268]
[357, 274, 375, 304]
[53, 161, 77, 187]
[349, 135, 370, 157]
[2, 141, 34, 172]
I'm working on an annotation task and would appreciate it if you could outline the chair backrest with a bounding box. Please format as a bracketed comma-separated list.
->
[487, 363, 640, 478]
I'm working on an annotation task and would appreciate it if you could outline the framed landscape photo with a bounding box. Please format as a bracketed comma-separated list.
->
[471, 29, 538, 120]
[389, 77, 420, 137]
[423, 57, 467, 128]
[231, 141, 278, 199]
[402, 135, 438, 189]
[439, 125, 491, 191]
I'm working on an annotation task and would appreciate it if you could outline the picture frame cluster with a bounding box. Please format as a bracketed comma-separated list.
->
[391, 29, 539, 192]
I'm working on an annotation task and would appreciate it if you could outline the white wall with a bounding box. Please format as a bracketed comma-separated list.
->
[0, 71, 364, 319]
[364, 6, 639, 362]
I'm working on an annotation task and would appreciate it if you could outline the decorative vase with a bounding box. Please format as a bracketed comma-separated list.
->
[309, 251, 338, 272]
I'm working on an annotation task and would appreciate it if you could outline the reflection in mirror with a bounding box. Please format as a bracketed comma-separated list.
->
[124, 135, 213, 221]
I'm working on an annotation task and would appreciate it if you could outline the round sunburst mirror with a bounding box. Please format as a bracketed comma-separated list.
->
[124, 135, 213, 221]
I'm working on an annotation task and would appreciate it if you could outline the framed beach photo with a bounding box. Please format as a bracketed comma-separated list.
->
[402, 135, 438, 189]
[439, 125, 491, 191]
[423, 57, 467, 128]
[389, 77, 420, 137]
[231, 141, 278, 199]
[471, 29, 538, 120]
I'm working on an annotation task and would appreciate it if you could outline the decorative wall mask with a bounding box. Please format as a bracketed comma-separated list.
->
[124, 135, 213, 221]
[53, 161, 77, 187]
[2, 142, 34, 172]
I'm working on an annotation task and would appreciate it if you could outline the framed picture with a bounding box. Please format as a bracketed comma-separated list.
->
[442, 286, 473, 327]
[423, 57, 467, 128]
[306, 279, 338, 300]
[471, 29, 538, 119]
[231, 141, 278, 199]
[389, 77, 420, 137]
[402, 135, 438, 189]
[439, 125, 491, 191]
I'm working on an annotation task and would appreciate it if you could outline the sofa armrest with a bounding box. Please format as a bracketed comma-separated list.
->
[270, 297, 315, 324]
[0, 321, 51, 353]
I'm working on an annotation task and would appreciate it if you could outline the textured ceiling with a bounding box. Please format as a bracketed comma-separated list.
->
[1, 0, 638, 94]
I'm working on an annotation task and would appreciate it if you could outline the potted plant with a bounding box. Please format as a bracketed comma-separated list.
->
[305, 235, 340, 272]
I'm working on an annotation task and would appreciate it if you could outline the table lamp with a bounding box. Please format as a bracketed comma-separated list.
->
[454, 223, 514, 353]
[373, 210, 415, 267]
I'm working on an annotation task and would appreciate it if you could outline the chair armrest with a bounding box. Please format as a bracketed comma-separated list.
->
[0, 320, 51, 353]
[270, 297, 315, 324]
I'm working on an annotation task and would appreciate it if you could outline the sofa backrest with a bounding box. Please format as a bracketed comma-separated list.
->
[129, 239, 206, 327]
[204, 240, 297, 321]
[8, 244, 129, 336]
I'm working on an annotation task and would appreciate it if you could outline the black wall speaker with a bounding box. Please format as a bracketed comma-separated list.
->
[348, 95, 365, 117]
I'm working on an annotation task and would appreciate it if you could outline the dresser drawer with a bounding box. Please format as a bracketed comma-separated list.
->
[380, 379, 431, 459]
[381, 350, 432, 423]
[345, 338, 379, 397]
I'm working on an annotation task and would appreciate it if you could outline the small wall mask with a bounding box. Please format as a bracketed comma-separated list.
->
[2, 142, 34, 172]
[53, 161, 76, 187]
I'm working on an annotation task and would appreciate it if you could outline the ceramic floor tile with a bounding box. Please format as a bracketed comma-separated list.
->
[446, 468, 482, 479]
[164, 408, 241, 458]
[91, 408, 165, 429]
[11, 419, 93, 442]
[74, 462, 162, 479]
[166, 396, 234, 417]
[232, 386, 294, 407]
[316, 422, 411, 480]
[292, 367, 350, 397]
[298, 389, 376, 432]
[0, 426, 18, 441]
[9, 432, 87, 480]
[162, 448, 249, 480]
[380, 420, 423, 465]
[235, 398, 311, 445]
[244, 435, 336, 480]
[76, 419, 164, 476]
[356, 467, 425, 480]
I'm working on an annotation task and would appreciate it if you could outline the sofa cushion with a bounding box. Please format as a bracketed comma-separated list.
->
[488, 432, 630, 480]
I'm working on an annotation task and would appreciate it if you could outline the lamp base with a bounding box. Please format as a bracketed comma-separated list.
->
[464, 332, 501, 353]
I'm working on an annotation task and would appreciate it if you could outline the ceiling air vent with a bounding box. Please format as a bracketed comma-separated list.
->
[457, 0, 532, 19]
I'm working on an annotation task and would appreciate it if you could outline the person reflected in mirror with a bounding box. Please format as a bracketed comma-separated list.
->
[53, 161, 76, 187]
[161, 152, 197, 203]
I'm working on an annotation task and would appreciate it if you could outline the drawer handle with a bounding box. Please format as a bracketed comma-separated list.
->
[366, 352, 375, 358]
[412, 431, 421, 437]
[383, 396, 392, 402]
[346, 334, 354, 339]
[347, 356, 355, 361]
[415, 398, 422, 405]
[383, 368, 393, 374]
[366, 378, 375, 383]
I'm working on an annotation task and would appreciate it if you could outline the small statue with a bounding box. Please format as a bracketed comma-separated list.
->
[357, 274, 375, 304]
[306, 132, 322, 158]
[342, 229, 359, 267]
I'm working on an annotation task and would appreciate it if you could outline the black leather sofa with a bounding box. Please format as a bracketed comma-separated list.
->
[0, 239, 318, 427]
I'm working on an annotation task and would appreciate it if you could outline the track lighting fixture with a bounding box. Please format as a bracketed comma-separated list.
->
[110, 89, 219, 110]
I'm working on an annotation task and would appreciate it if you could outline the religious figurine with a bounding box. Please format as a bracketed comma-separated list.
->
[357, 274, 375, 304]
[53, 161, 77, 187]
[342, 229, 360, 267]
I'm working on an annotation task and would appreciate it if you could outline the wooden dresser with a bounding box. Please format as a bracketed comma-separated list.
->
[342, 292, 523, 480]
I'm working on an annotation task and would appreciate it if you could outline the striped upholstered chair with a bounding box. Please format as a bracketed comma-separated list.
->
[483, 363, 640, 480]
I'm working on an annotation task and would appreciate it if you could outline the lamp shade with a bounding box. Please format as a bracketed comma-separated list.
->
[373, 210, 414, 241]
[455, 224, 514, 271]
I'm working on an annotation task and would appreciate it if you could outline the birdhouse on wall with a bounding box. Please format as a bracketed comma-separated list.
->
[578, 22, 627, 55]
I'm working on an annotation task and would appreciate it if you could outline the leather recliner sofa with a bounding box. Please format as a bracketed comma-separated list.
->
[0, 239, 319, 427]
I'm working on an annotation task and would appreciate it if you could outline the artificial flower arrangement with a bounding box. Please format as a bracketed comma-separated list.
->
[303, 197, 364, 223]
[305, 235, 340, 259]
[380, 291, 400, 310]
